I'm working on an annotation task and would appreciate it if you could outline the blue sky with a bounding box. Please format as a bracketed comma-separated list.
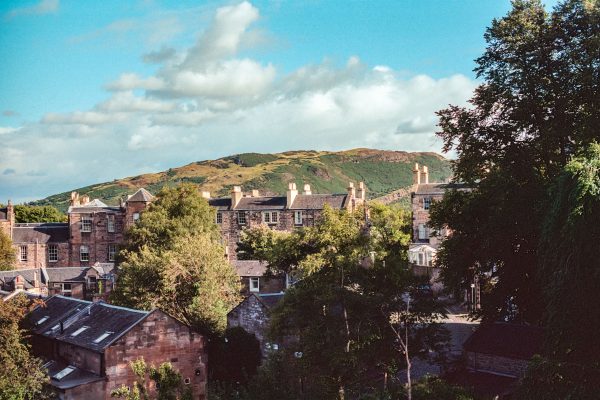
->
[0, 0, 558, 202]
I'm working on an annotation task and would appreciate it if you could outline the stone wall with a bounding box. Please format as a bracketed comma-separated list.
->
[104, 309, 207, 400]
[239, 275, 286, 295]
[411, 191, 445, 247]
[58, 342, 103, 375]
[466, 351, 530, 378]
[228, 295, 270, 352]
[68, 211, 125, 267]
[13, 241, 70, 269]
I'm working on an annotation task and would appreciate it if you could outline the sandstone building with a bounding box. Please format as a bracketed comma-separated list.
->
[27, 295, 207, 399]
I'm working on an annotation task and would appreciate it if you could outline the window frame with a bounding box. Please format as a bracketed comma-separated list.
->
[62, 283, 72, 296]
[132, 212, 140, 223]
[80, 245, 90, 262]
[423, 197, 432, 210]
[262, 211, 279, 225]
[249, 277, 260, 292]
[294, 210, 303, 225]
[237, 211, 247, 225]
[216, 212, 223, 224]
[19, 245, 27, 262]
[417, 224, 428, 241]
[48, 244, 58, 263]
[80, 214, 92, 233]
[108, 244, 116, 262]
[107, 215, 115, 233]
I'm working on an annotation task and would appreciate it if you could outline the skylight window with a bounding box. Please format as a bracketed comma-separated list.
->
[70, 326, 89, 337]
[46, 324, 60, 334]
[37, 316, 49, 325]
[93, 331, 112, 344]
[53, 366, 75, 381]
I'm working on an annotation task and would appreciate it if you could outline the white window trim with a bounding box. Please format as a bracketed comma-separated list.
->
[262, 211, 279, 225]
[48, 244, 58, 263]
[237, 211, 247, 225]
[108, 244, 116, 262]
[294, 210, 303, 225]
[249, 277, 260, 292]
[19, 245, 27, 262]
[62, 283, 72, 294]
[80, 245, 89, 262]
[80, 214, 92, 232]
[107, 215, 115, 233]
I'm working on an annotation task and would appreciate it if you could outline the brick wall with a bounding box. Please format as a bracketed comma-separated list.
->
[466, 351, 530, 378]
[58, 342, 103, 375]
[104, 310, 207, 400]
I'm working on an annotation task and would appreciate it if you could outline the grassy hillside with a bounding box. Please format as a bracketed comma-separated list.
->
[32, 149, 452, 212]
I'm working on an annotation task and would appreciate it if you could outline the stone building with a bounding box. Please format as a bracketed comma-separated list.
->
[464, 323, 543, 378]
[233, 260, 287, 295]
[0, 264, 114, 300]
[208, 182, 367, 260]
[227, 292, 285, 354]
[27, 295, 207, 400]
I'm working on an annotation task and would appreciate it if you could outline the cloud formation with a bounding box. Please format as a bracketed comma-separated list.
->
[0, 1, 477, 202]
[6, 0, 59, 19]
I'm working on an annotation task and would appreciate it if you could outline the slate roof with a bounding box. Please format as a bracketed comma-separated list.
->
[414, 183, 469, 195]
[127, 188, 154, 203]
[44, 359, 104, 390]
[28, 295, 151, 352]
[209, 193, 349, 211]
[68, 205, 122, 213]
[233, 260, 268, 277]
[257, 292, 285, 309]
[0, 269, 43, 287]
[0, 266, 111, 290]
[12, 223, 69, 244]
[464, 323, 543, 359]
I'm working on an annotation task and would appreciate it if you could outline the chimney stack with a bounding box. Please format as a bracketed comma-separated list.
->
[231, 186, 243, 208]
[70, 192, 80, 206]
[413, 163, 421, 185]
[420, 165, 429, 184]
[6, 199, 14, 226]
[357, 182, 366, 200]
[303, 184, 312, 195]
[251, 189, 260, 197]
[286, 183, 298, 208]
[201, 191, 211, 199]
[347, 182, 356, 199]
[81, 195, 90, 205]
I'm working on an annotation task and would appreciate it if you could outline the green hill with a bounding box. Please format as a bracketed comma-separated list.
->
[32, 148, 452, 212]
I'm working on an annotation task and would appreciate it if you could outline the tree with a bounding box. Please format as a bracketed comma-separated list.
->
[111, 358, 192, 400]
[0, 295, 53, 400]
[431, 0, 600, 323]
[208, 327, 262, 384]
[240, 205, 447, 399]
[111, 184, 241, 335]
[0, 229, 16, 271]
[14, 205, 66, 223]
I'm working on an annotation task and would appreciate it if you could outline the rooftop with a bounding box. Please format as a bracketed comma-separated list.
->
[233, 260, 268, 277]
[414, 183, 469, 195]
[12, 223, 69, 244]
[127, 188, 154, 203]
[209, 193, 349, 210]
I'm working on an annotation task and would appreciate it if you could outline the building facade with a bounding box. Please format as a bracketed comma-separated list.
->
[28, 295, 207, 400]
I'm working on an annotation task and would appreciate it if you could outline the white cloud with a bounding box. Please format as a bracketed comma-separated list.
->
[0, 126, 21, 135]
[42, 111, 125, 126]
[106, 73, 166, 91]
[97, 92, 175, 113]
[6, 0, 59, 19]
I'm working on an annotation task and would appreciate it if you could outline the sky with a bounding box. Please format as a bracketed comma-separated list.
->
[0, 0, 559, 203]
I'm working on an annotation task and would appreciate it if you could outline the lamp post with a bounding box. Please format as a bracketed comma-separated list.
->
[470, 283, 475, 313]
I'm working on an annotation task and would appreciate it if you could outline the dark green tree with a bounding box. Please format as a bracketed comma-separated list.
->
[111, 184, 241, 335]
[240, 205, 447, 399]
[0, 295, 53, 400]
[0, 229, 16, 271]
[14, 205, 66, 223]
[431, 0, 600, 323]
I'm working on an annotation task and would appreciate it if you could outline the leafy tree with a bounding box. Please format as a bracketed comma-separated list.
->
[208, 327, 262, 385]
[431, 0, 600, 323]
[0, 295, 53, 400]
[111, 184, 241, 335]
[0, 229, 16, 271]
[14, 205, 66, 223]
[240, 206, 447, 399]
[111, 358, 192, 400]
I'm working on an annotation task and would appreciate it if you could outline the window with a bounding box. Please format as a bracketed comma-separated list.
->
[108, 244, 116, 262]
[237, 211, 246, 225]
[418, 224, 428, 241]
[53, 366, 75, 381]
[249, 277, 260, 292]
[423, 197, 432, 210]
[418, 252, 425, 266]
[48, 244, 58, 262]
[80, 214, 92, 232]
[80, 245, 89, 262]
[19, 245, 27, 262]
[70, 326, 88, 337]
[262, 211, 278, 225]
[62, 283, 72, 296]
[132, 213, 140, 223]
[216, 212, 223, 224]
[294, 211, 303, 225]
[93, 331, 113, 344]
[107, 215, 115, 232]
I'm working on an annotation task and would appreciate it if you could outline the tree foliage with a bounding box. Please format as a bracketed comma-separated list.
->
[431, 0, 600, 323]
[0, 295, 53, 400]
[111, 358, 193, 400]
[239, 205, 447, 399]
[0, 229, 16, 271]
[14, 205, 66, 223]
[111, 184, 241, 335]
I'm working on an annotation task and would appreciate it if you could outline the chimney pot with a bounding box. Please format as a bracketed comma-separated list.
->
[420, 165, 429, 184]
[201, 191, 211, 199]
[347, 182, 356, 198]
[303, 184, 312, 195]
[251, 189, 259, 197]
[357, 182, 366, 200]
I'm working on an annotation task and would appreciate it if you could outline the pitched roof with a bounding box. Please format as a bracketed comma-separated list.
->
[290, 194, 347, 210]
[209, 193, 349, 211]
[237, 196, 287, 210]
[28, 295, 152, 352]
[257, 292, 284, 309]
[44, 359, 104, 390]
[127, 188, 154, 203]
[68, 205, 122, 213]
[233, 260, 268, 277]
[464, 323, 543, 359]
[11, 223, 69, 244]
